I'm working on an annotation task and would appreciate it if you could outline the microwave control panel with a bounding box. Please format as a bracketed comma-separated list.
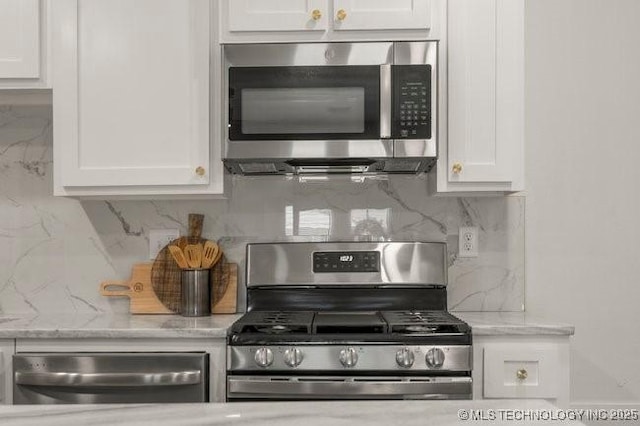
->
[392, 65, 431, 139]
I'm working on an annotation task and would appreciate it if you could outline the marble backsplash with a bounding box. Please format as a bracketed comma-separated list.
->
[0, 105, 524, 314]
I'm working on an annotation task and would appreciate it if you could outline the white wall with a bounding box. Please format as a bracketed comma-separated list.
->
[526, 0, 640, 404]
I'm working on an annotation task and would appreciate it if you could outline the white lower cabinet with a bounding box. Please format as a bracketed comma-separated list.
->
[473, 336, 571, 407]
[0, 340, 15, 404]
[14, 338, 227, 402]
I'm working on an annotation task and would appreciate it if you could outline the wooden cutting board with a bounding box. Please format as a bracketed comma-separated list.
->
[100, 263, 172, 314]
[102, 260, 237, 315]
[211, 262, 237, 314]
[151, 236, 237, 314]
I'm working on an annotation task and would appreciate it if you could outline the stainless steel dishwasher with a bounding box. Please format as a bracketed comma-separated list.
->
[13, 352, 208, 404]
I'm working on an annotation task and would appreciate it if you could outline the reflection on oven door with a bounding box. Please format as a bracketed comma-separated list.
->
[227, 376, 472, 401]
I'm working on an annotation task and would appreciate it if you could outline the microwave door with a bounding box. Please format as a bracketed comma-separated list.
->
[228, 66, 382, 142]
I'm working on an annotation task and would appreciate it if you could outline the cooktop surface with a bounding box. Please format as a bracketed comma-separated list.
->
[229, 310, 471, 341]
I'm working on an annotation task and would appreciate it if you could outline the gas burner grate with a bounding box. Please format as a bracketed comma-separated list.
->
[234, 311, 314, 334]
[381, 310, 470, 334]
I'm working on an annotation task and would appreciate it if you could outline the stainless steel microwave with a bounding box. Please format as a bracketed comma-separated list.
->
[223, 42, 437, 175]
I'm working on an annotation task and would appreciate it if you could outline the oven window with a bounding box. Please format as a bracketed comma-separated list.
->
[241, 87, 365, 135]
[229, 66, 380, 140]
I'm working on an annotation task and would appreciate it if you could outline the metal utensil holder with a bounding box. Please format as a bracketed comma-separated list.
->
[181, 269, 210, 317]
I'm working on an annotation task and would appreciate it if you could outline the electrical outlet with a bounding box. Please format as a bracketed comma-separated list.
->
[458, 226, 478, 258]
[149, 229, 180, 259]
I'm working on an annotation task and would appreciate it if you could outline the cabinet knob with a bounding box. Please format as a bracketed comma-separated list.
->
[311, 9, 322, 21]
[452, 162, 463, 174]
[516, 369, 528, 380]
[195, 166, 206, 176]
[336, 9, 347, 21]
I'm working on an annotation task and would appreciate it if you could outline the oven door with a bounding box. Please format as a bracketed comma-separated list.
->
[227, 376, 472, 401]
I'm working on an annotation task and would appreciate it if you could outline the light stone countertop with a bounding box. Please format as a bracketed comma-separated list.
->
[0, 311, 574, 339]
[455, 312, 575, 336]
[0, 400, 586, 426]
[0, 313, 242, 339]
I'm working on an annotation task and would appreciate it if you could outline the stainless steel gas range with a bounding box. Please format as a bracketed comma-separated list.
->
[226, 242, 472, 401]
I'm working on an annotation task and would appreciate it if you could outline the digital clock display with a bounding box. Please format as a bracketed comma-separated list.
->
[313, 251, 380, 273]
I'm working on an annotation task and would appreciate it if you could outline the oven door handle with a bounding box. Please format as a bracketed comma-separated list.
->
[380, 64, 392, 139]
[228, 377, 472, 398]
[15, 370, 203, 387]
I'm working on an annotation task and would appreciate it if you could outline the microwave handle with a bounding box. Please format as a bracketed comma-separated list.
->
[380, 64, 392, 139]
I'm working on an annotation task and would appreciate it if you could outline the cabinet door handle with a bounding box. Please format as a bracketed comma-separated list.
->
[311, 9, 322, 20]
[452, 162, 463, 174]
[336, 9, 347, 21]
[195, 166, 206, 176]
[15, 370, 202, 387]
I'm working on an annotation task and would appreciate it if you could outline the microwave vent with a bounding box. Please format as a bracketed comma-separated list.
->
[383, 160, 422, 173]
[238, 163, 279, 174]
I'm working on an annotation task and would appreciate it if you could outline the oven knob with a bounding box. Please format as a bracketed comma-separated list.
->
[254, 347, 274, 367]
[425, 348, 445, 369]
[395, 347, 415, 368]
[339, 347, 358, 367]
[284, 347, 304, 367]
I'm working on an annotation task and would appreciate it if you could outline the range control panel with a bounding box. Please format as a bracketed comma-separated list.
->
[393, 65, 431, 139]
[313, 251, 380, 273]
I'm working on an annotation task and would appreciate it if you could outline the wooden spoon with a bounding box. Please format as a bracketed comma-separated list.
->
[201, 241, 220, 269]
[184, 244, 202, 269]
[168, 245, 189, 269]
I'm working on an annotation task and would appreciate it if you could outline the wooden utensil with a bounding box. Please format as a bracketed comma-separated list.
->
[201, 241, 220, 269]
[188, 213, 204, 238]
[168, 245, 189, 269]
[100, 263, 172, 314]
[184, 244, 202, 268]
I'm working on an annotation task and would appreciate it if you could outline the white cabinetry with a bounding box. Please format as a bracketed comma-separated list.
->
[228, 0, 327, 32]
[0, 339, 14, 404]
[434, 0, 524, 193]
[332, 0, 430, 31]
[52, 0, 224, 198]
[15, 338, 227, 402]
[474, 335, 570, 407]
[221, 0, 437, 43]
[0, 0, 50, 88]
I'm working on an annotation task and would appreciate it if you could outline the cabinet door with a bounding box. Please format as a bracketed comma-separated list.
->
[484, 343, 560, 399]
[332, 0, 430, 31]
[0, 0, 40, 78]
[228, 0, 327, 32]
[53, 0, 210, 188]
[443, 0, 524, 192]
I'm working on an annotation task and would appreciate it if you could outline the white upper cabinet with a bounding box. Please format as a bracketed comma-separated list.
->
[0, 0, 50, 88]
[435, 0, 524, 193]
[229, 0, 328, 32]
[332, 0, 430, 31]
[221, 0, 434, 42]
[53, 0, 224, 197]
